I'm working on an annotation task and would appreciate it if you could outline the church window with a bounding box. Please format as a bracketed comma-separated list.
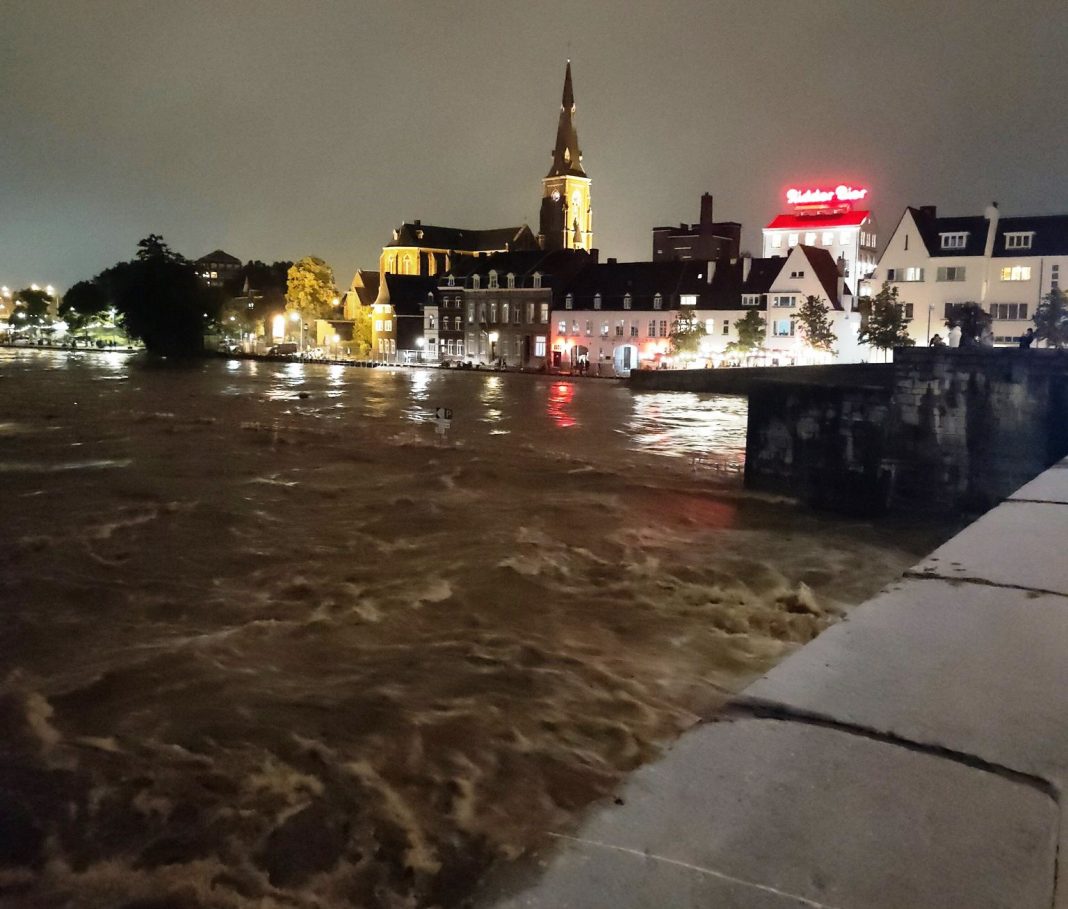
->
[533, 272, 543, 289]
[402, 255, 413, 275]
[386, 255, 396, 272]
[623, 293, 632, 310]
[507, 273, 516, 289]
[489, 270, 499, 289]
[593, 293, 602, 310]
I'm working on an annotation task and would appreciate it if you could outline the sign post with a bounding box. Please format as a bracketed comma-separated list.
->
[434, 406, 452, 437]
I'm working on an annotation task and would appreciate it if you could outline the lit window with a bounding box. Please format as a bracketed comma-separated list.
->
[822, 231, 834, 246]
[535, 336, 546, 357]
[770, 234, 783, 249]
[772, 319, 795, 337]
[705, 319, 715, 333]
[804, 232, 816, 245]
[937, 266, 966, 282]
[940, 232, 968, 249]
[472, 275, 481, 290]
[601, 321, 609, 337]
[540, 303, 549, 323]
[447, 275, 455, 286]
[384, 320, 392, 332]
[624, 293, 632, 310]
[1005, 232, 1034, 250]
[533, 272, 542, 289]
[773, 295, 795, 308]
[572, 320, 579, 334]
[374, 319, 383, 331]
[489, 271, 498, 289]
[887, 267, 924, 282]
[507, 273, 515, 289]
[565, 293, 573, 310]
[840, 231, 852, 245]
[502, 303, 509, 322]
[788, 233, 799, 247]
[593, 293, 602, 310]
[1000, 266, 1032, 281]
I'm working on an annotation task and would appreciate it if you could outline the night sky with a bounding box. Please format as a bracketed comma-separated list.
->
[3, 0, 1066, 292]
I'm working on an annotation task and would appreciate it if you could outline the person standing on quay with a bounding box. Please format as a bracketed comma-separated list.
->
[1019, 328, 1035, 349]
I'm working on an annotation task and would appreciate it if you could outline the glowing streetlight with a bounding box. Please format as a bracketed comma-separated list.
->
[289, 311, 304, 350]
[45, 285, 55, 296]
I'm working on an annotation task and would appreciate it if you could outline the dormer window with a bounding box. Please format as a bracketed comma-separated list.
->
[532, 272, 542, 289]
[565, 293, 573, 310]
[940, 232, 968, 249]
[623, 293, 632, 310]
[507, 273, 515, 289]
[488, 270, 498, 289]
[593, 293, 602, 310]
[1005, 232, 1034, 250]
[447, 275, 455, 287]
[472, 275, 481, 290]
[655, 293, 665, 309]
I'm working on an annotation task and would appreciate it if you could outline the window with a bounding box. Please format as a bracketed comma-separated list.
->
[601, 321, 609, 338]
[478, 303, 487, 322]
[649, 320, 657, 337]
[565, 293, 573, 310]
[1005, 232, 1034, 250]
[427, 315, 436, 329]
[788, 232, 799, 247]
[558, 320, 567, 335]
[532, 272, 542, 289]
[507, 273, 515, 289]
[1052, 264, 1060, 290]
[772, 295, 795, 308]
[456, 341, 464, 357]
[990, 303, 1029, 321]
[501, 303, 509, 323]
[742, 294, 762, 307]
[940, 232, 968, 249]
[630, 323, 638, 337]
[447, 275, 455, 287]
[805, 232, 816, 245]
[489, 303, 497, 323]
[534, 336, 546, 357]
[623, 293, 632, 310]
[402, 255, 413, 275]
[937, 266, 966, 282]
[822, 231, 834, 246]
[513, 307, 521, 325]
[659, 320, 667, 337]
[571, 320, 579, 335]
[772, 319, 795, 337]
[897, 303, 914, 321]
[722, 321, 729, 335]
[472, 275, 481, 290]
[887, 267, 924, 282]
[705, 319, 715, 334]
[1000, 266, 1032, 281]
[593, 293, 602, 310]
[840, 231, 852, 246]
[789, 270, 805, 279]
[526, 302, 535, 324]
[514, 335, 521, 355]
[488, 270, 498, 289]
[615, 322, 624, 337]
[383, 320, 392, 332]
[374, 319, 383, 331]
[539, 303, 549, 323]
[466, 302, 475, 323]
[771, 234, 783, 249]
[586, 320, 592, 335]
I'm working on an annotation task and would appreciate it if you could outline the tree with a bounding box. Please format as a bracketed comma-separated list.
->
[857, 281, 914, 358]
[727, 309, 766, 354]
[103, 235, 221, 355]
[286, 257, 337, 321]
[794, 294, 837, 355]
[668, 306, 707, 357]
[12, 287, 54, 328]
[352, 304, 373, 357]
[59, 280, 109, 332]
[1033, 288, 1068, 349]
[945, 301, 991, 348]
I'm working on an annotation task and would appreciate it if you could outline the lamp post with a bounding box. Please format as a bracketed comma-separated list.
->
[927, 304, 934, 345]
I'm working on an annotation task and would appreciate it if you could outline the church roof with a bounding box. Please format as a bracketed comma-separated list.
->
[195, 249, 242, 266]
[386, 222, 537, 253]
[546, 61, 586, 179]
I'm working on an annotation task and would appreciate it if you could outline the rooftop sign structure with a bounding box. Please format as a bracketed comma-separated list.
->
[785, 184, 869, 216]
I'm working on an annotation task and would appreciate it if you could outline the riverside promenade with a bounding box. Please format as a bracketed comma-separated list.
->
[481, 457, 1068, 908]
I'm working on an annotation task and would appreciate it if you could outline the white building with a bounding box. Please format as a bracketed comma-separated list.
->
[762, 184, 878, 293]
[870, 204, 1068, 345]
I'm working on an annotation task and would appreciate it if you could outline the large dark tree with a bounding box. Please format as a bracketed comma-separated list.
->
[102, 235, 221, 355]
[59, 280, 110, 332]
[12, 287, 53, 327]
[1033, 288, 1068, 349]
[945, 301, 992, 348]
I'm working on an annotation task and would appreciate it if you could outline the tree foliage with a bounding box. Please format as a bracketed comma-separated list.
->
[286, 257, 337, 321]
[857, 282, 914, 353]
[12, 288, 53, 326]
[945, 301, 992, 347]
[668, 306, 707, 356]
[59, 280, 110, 332]
[352, 305, 373, 357]
[727, 309, 766, 354]
[1033, 288, 1068, 349]
[794, 295, 837, 353]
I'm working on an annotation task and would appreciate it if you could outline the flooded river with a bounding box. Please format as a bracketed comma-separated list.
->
[0, 350, 954, 908]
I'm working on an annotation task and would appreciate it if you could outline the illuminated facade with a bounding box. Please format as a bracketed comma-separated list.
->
[539, 62, 592, 252]
[378, 223, 537, 277]
[762, 184, 877, 294]
[871, 203, 1068, 346]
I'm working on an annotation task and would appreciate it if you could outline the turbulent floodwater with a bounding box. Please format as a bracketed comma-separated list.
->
[0, 350, 955, 908]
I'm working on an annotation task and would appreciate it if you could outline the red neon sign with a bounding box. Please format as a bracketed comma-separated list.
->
[786, 184, 868, 208]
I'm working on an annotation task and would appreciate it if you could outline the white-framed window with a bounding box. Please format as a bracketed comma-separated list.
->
[384, 319, 392, 332]
[630, 323, 638, 337]
[593, 293, 602, 310]
[601, 321, 609, 337]
[722, 321, 729, 335]
[652, 294, 662, 310]
[887, 267, 924, 282]
[488, 270, 499, 289]
[1005, 232, 1034, 250]
[788, 232, 799, 247]
[659, 320, 667, 336]
[990, 303, 1029, 320]
[822, 231, 834, 246]
[705, 319, 715, 333]
[649, 320, 657, 337]
[772, 295, 795, 308]
[564, 293, 573, 310]
[447, 275, 455, 287]
[772, 319, 795, 337]
[742, 294, 762, 307]
[540, 303, 549, 323]
[533, 272, 542, 289]
[937, 266, 966, 282]
[804, 232, 816, 245]
[501, 303, 509, 322]
[557, 320, 567, 335]
[507, 273, 515, 289]
[615, 321, 624, 337]
[789, 270, 805, 279]
[940, 232, 968, 249]
[585, 320, 592, 335]
[1000, 266, 1032, 281]
[534, 336, 546, 357]
[466, 302, 475, 322]
[374, 319, 383, 331]
[771, 234, 783, 249]
[456, 341, 464, 357]
[427, 315, 436, 329]
[623, 293, 632, 310]
[840, 231, 852, 246]
[472, 275, 481, 290]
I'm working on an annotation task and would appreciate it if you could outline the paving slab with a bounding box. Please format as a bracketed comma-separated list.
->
[491, 717, 1057, 909]
[744, 578, 1068, 785]
[1010, 457, 1068, 503]
[912, 499, 1068, 594]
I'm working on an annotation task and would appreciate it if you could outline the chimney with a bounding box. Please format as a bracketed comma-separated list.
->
[607, 257, 617, 264]
[706, 261, 717, 284]
[919, 205, 937, 219]
[742, 253, 752, 283]
[700, 193, 715, 228]
[414, 219, 421, 227]
[983, 201, 1000, 258]
[836, 255, 846, 277]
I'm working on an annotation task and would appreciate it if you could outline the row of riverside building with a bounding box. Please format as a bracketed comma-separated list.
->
[324, 62, 1066, 373]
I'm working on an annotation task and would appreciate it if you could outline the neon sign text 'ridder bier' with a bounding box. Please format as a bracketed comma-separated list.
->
[786, 185, 869, 206]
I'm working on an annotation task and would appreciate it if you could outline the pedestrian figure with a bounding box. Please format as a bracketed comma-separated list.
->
[947, 325, 961, 348]
[930, 334, 946, 348]
[1019, 328, 1035, 349]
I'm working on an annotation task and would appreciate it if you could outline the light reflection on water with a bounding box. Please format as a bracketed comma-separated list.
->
[626, 391, 747, 464]
[547, 381, 577, 429]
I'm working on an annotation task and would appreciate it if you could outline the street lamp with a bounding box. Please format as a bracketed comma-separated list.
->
[289, 311, 304, 351]
[927, 304, 934, 345]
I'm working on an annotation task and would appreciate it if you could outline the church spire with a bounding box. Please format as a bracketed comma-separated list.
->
[547, 60, 585, 178]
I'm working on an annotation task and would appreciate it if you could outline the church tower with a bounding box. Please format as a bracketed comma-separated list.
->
[539, 61, 592, 251]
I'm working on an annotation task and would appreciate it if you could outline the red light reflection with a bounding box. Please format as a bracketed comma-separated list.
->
[547, 382, 576, 428]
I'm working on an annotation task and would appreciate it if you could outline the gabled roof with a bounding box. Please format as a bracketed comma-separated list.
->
[740, 257, 784, 295]
[195, 249, 242, 266]
[381, 274, 437, 316]
[766, 210, 871, 230]
[994, 215, 1068, 257]
[798, 245, 846, 310]
[387, 223, 537, 253]
[908, 207, 989, 257]
[348, 269, 380, 307]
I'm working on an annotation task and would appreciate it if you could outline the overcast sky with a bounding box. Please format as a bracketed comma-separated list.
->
[3, 0, 1066, 292]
